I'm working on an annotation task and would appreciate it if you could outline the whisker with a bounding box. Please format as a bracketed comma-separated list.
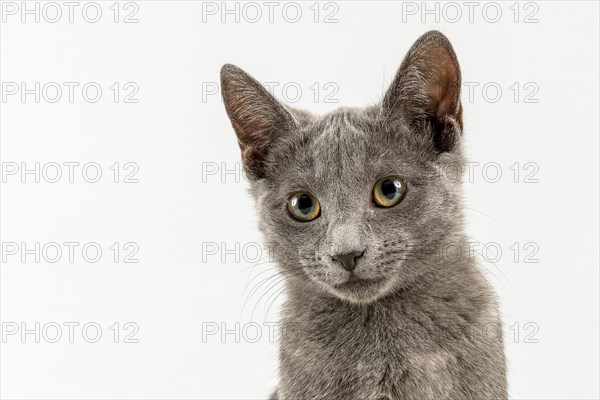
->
[464, 207, 501, 224]
[264, 287, 286, 320]
[241, 273, 281, 312]
[250, 276, 287, 322]
[240, 264, 280, 301]
[234, 256, 275, 278]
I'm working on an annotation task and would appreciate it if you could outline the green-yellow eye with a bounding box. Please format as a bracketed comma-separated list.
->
[373, 176, 406, 207]
[287, 192, 321, 221]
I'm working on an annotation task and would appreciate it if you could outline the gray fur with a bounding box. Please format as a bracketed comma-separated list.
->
[221, 30, 507, 400]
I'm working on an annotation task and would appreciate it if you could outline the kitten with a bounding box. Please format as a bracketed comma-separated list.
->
[220, 30, 507, 400]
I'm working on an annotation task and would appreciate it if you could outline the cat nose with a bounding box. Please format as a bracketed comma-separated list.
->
[332, 250, 364, 272]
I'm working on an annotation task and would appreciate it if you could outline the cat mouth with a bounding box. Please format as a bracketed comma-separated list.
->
[333, 276, 384, 291]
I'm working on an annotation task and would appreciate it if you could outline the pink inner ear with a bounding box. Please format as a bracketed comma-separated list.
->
[426, 59, 460, 121]
[221, 64, 298, 178]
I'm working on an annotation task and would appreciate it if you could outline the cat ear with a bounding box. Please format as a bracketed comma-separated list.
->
[221, 64, 298, 179]
[382, 30, 462, 153]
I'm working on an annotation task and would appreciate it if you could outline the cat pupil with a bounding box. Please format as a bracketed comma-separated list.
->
[381, 180, 397, 199]
[298, 194, 313, 214]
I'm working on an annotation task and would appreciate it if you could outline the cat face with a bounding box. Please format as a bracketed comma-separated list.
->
[221, 31, 465, 304]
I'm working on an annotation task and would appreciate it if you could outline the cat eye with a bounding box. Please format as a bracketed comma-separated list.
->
[287, 192, 321, 222]
[373, 176, 407, 208]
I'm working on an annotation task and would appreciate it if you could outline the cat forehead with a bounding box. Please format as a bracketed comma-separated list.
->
[315, 107, 375, 132]
[310, 106, 415, 154]
[268, 107, 409, 182]
[304, 107, 382, 148]
[294, 109, 377, 167]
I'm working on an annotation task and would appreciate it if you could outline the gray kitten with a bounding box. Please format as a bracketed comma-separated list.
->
[220, 30, 507, 400]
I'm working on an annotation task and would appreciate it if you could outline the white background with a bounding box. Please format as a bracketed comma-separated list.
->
[1, 1, 598, 399]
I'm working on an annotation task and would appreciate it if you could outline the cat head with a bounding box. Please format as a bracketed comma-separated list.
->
[221, 31, 464, 304]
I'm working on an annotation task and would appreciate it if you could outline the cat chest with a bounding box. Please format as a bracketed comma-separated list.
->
[280, 316, 456, 399]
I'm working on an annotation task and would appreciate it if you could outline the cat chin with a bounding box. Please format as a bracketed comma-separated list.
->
[327, 277, 397, 304]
